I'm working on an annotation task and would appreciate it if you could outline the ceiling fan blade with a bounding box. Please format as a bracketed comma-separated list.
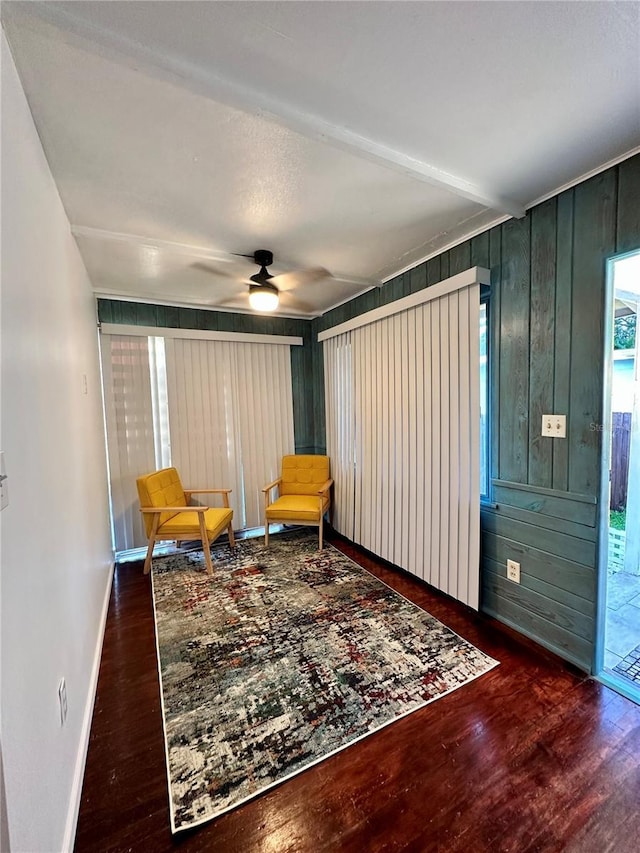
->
[278, 291, 316, 314]
[269, 267, 330, 292]
[191, 261, 236, 279]
[207, 291, 250, 308]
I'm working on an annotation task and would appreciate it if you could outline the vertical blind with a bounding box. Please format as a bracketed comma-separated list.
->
[323, 276, 481, 609]
[164, 338, 295, 530]
[101, 334, 157, 552]
[101, 331, 295, 552]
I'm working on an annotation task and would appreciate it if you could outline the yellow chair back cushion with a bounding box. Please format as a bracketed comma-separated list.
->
[279, 455, 330, 496]
[136, 467, 187, 536]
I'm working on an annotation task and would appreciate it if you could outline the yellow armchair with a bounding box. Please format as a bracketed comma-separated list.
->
[136, 467, 235, 575]
[262, 455, 333, 550]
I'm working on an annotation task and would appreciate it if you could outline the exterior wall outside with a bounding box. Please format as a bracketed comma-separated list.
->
[613, 355, 635, 412]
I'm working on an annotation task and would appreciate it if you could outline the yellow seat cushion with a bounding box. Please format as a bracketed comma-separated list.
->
[158, 507, 233, 540]
[265, 494, 330, 522]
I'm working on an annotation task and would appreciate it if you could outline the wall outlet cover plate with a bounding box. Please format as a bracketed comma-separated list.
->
[507, 559, 521, 583]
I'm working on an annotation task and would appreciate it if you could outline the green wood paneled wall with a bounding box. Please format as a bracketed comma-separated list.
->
[96, 301, 317, 454]
[311, 153, 640, 672]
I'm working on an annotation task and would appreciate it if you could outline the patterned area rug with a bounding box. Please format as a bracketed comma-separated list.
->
[151, 531, 498, 832]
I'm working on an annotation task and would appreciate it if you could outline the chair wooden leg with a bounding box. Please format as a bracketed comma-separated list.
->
[318, 515, 324, 550]
[199, 515, 214, 575]
[202, 541, 213, 575]
[227, 523, 236, 548]
[143, 536, 156, 575]
[265, 520, 270, 547]
[143, 514, 161, 574]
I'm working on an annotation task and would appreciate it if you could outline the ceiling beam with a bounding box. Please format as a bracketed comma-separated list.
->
[20, 3, 526, 219]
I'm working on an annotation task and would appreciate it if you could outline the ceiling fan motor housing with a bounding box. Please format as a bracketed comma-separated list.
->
[253, 249, 273, 267]
[248, 249, 275, 285]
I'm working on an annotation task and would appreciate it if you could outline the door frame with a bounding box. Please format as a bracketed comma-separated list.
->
[594, 248, 639, 703]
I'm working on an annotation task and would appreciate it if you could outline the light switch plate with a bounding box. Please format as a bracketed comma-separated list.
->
[542, 414, 566, 438]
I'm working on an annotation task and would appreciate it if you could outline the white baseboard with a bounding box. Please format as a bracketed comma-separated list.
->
[62, 559, 115, 853]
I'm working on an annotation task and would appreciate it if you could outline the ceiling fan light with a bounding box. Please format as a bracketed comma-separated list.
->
[249, 284, 279, 312]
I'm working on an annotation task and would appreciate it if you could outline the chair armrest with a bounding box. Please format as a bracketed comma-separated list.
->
[262, 478, 282, 494]
[317, 478, 334, 495]
[140, 506, 210, 514]
[184, 489, 232, 495]
[184, 488, 232, 508]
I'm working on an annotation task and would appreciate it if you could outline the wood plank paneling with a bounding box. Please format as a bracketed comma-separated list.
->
[616, 153, 640, 252]
[449, 240, 471, 276]
[569, 170, 617, 495]
[499, 216, 531, 482]
[489, 502, 596, 542]
[528, 199, 557, 487]
[552, 189, 574, 491]
[291, 324, 314, 453]
[178, 306, 203, 329]
[481, 530, 596, 601]
[380, 274, 406, 306]
[409, 262, 427, 294]
[492, 481, 597, 527]
[481, 510, 596, 567]
[482, 583, 593, 669]
[484, 558, 593, 619]
[426, 256, 442, 286]
[471, 231, 489, 269]
[155, 305, 180, 328]
[483, 561, 594, 640]
[310, 318, 326, 453]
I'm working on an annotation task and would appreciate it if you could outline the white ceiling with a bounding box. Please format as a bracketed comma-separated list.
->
[3, 1, 640, 317]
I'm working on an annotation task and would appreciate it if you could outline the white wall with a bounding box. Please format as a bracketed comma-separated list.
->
[1, 29, 114, 852]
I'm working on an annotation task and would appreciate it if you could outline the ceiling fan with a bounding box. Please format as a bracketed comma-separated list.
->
[193, 249, 330, 313]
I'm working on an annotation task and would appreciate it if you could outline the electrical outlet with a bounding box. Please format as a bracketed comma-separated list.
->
[541, 414, 566, 438]
[507, 559, 521, 583]
[58, 678, 68, 726]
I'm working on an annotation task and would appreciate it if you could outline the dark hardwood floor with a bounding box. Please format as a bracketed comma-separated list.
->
[75, 533, 640, 853]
